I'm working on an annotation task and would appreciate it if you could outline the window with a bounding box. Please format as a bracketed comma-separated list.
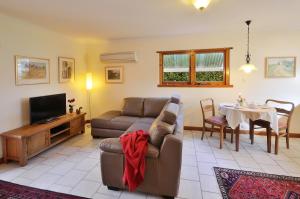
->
[158, 48, 232, 87]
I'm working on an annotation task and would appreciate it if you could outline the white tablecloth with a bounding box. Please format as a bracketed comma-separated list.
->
[219, 103, 279, 134]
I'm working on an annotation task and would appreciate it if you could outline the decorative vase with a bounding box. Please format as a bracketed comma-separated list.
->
[69, 106, 74, 113]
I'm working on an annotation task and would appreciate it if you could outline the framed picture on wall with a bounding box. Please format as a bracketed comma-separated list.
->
[265, 57, 296, 78]
[58, 57, 75, 83]
[15, 55, 50, 85]
[105, 66, 124, 83]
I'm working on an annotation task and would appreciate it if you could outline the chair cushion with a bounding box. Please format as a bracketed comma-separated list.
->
[143, 98, 169, 117]
[205, 116, 227, 126]
[161, 103, 179, 125]
[149, 115, 176, 148]
[92, 113, 139, 131]
[122, 97, 144, 117]
[99, 138, 159, 158]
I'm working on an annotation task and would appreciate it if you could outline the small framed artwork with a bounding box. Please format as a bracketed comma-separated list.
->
[15, 55, 50, 85]
[105, 66, 124, 83]
[265, 57, 296, 78]
[58, 57, 75, 83]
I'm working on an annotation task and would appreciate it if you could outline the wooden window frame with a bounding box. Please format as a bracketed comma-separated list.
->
[157, 47, 233, 88]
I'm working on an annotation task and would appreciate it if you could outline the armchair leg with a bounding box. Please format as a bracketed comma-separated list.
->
[266, 127, 271, 153]
[210, 125, 214, 137]
[201, 123, 206, 140]
[249, 120, 254, 145]
[231, 129, 234, 143]
[219, 126, 224, 149]
[286, 131, 290, 149]
[275, 135, 279, 155]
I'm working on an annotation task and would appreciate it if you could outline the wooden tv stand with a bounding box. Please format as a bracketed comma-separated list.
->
[1, 113, 86, 166]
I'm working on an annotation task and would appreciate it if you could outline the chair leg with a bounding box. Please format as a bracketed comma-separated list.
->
[275, 134, 279, 155]
[231, 129, 234, 143]
[249, 120, 254, 144]
[220, 126, 224, 149]
[266, 127, 271, 153]
[286, 130, 290, 149]
[224, 128, 227, 139]
[201, 123, 206, 140]
[210, 125, 214, 137]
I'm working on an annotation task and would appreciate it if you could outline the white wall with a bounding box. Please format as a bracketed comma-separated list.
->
[88, 30, 300, 133]
[0, 13, 88, 157]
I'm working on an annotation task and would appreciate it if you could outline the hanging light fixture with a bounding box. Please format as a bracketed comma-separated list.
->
[193, 0, 211, 10]
[240, 20, 257, 73]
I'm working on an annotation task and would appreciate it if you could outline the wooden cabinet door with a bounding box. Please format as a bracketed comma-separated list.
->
[27, 130, 49, 156]
[70, 116, 84, 135]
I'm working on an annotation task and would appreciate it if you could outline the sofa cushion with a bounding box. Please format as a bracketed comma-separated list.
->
[99, 138, 159, 158]
[92, 112, 138, 131]
[138, 117, 156, 125]
[122, 97, 144, 117]
[149, 117, 176, 148]
[170, 94, 181, 104]
[143, 98, 169, 117]
[125, 122, 152, 134]
[161, 103, 179, 125]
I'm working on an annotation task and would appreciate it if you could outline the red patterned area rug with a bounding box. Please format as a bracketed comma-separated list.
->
[214, 167, 300, 199]
[0, 180, 88, 199]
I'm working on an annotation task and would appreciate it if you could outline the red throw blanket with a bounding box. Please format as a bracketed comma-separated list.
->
[120, 130, 149, 191]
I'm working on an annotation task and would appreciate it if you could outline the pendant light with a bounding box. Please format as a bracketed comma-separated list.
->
[240, 20, 257, 73]
[193, 0, 211, 10]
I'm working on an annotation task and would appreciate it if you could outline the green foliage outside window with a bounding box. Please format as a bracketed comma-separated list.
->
[163, 72, 189, 82]
[196, 71, 224, 82]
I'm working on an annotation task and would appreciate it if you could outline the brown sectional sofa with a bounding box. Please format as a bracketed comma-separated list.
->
[92, 97, 183, 199]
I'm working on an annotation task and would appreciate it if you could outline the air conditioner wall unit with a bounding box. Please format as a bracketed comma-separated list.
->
[100, 51, 137, 63]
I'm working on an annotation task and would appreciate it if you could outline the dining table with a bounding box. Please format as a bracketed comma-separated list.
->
[218, 103, 279, 152]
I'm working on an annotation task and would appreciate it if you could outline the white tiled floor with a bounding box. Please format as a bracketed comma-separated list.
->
[1, 127, 300, 199]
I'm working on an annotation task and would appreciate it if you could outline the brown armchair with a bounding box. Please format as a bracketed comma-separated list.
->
[249, 99, 295, 154]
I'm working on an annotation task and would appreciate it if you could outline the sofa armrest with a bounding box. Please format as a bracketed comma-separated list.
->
[99, 138, 159, 158]
[158, 134, 182, 195]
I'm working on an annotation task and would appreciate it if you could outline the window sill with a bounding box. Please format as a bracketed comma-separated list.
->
[157, 84, 234, 88]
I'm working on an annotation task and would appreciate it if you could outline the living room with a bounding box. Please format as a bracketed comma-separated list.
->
[0, 0, 300, 199]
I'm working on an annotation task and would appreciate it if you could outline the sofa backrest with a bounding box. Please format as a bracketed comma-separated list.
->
[143, 98, 169, 117]
[122, 97, 144, 117]
[122, 97, 169, 118]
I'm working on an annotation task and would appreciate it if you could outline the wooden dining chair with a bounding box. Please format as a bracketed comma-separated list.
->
[249, 99, 295, 154]
[200, 98, 233, 149]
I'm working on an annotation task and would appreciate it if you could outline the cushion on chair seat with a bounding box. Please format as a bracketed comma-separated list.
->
[99, 138, 159, 158]
[205, 116, 227, 126]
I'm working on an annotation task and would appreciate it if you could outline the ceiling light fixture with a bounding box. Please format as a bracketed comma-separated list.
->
[193, 0, 211, 10]
[240, 20, 257, 73]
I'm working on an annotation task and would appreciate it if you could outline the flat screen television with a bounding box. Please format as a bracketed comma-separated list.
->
[29, 93, 66, 124]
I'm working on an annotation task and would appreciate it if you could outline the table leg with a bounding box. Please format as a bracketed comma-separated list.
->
[267, 126, 271, 153]
[235, 125, 240, 152]
[249, 120, 254, 145]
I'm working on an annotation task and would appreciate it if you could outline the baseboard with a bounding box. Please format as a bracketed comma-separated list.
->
[184, 126, 300, 138]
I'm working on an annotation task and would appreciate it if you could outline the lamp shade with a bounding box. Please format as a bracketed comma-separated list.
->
[193, 0, 210, 10]
[86, 73, 93, 90]
[239, 64, 257, 74]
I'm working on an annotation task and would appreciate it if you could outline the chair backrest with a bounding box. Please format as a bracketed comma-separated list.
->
[266, 99, 295, 128]
[200, 98, 215, 120]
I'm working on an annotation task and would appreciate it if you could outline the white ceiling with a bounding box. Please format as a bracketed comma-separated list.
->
[0, 0, 299, 40]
